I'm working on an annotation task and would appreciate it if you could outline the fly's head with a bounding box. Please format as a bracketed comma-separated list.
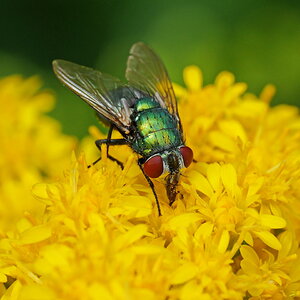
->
[143, 146, 193, 205]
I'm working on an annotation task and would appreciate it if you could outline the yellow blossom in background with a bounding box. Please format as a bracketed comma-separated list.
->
[0, 75, 75, 237]
[0, 67, 300, 299]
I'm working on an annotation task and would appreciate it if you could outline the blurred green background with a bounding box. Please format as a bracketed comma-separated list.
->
[1, 0, 300, 138]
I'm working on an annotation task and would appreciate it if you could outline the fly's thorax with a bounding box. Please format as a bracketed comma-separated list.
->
[135, 109, 177, 135]
[131, 97, 183, 156]
[134, 97, 160, 112]
[132, 128, 182, 156]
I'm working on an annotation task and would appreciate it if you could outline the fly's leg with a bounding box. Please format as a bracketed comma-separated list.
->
[138, 158, 162, 216]
[90, 138, 127, 168]
[88, 125, 127, 169]
[88, 138, 127, 168]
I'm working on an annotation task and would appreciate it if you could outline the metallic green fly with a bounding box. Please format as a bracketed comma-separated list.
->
[52, 42, 193, 215]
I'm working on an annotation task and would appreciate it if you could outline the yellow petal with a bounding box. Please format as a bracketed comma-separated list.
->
[207, 163, 221, 192]
[215, 71, 235, 89]
[218, 120, 248, 145]
[32, 183, 59, 205]
[1, 280, 22, 300]
[260, 84, 276, 103]
[278, 231, 293, 260]
[218, 230, 230, 253]
[220, 164, 237, 196]
[114, 224, 148, 251]
[232, 99, 267, 119]
[260, 214, 286, 229]
[180, 281, 211, 300]
[290, 260, 300, 282]
[173, 83, 187, 98]
[88, 283, 113, 300]
[248, 286, 264, 297]
[189, 170, 213, 197]
[132, 289, 156, 300]
[170, 263, 198, 285]
[16, 218, 32, 233]
[269, 203, 282, 217]
[19, 225, 52, 245]
[209, 131, 237, 152]
[244, 232, 254, 246]
[35, 244, 74, 274]
[0, 273, 7, 283]
[240, 258, 260, 275]
[240, 245, 259, 266]
[167, 213, 201, 231]
[131, 244, 164, 255]
[89, 125, 104, 139]
[193, 116, 214, 131]
[247, 177, 264, 197]
[254, 231, 282, 250]
[183, 65, 202, 91]
[225, 82, 248, 103]
[194, 222, 214, 241]
[18, 284, 56, 300]
[111, 195, 152, 218]
[88, 213, 107, 238]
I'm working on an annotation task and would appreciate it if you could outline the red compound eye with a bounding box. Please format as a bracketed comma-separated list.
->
[144, 155, 164, 178]
[179, 146, 193, 168]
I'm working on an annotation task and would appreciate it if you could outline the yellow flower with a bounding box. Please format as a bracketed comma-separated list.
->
[239, 232, 299, 299]
[1, 67, 300, 299]
[0, 75, 75, 241]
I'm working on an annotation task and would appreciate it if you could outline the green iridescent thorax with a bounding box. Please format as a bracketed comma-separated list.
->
[131, 97, 183, 157]
[135, 97, 160, 112]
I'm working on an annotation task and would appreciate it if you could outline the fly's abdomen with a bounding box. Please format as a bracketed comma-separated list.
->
[132, 100, 183, 156]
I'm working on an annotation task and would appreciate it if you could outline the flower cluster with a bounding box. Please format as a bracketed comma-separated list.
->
[0, 76, 75, 234]
[0, 68, 299, 299]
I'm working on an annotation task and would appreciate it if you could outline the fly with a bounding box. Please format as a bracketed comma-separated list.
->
[52, 42, 193, 216]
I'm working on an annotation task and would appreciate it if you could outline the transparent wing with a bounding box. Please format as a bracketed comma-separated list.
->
[125, 42, 182, 130]
[53, 59, 135, 133]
